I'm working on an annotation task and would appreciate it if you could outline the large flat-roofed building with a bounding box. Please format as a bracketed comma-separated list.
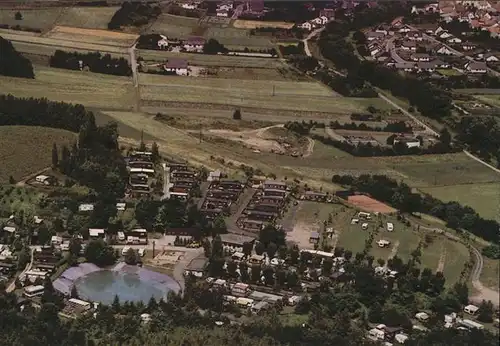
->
[219, 234, 255, 252]
[263, 180, 286, 191]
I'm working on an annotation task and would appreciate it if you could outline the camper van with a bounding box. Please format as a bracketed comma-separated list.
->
[121, 247, 131, 256]
[138, 248, 146, 257]
[387, 223, 394, 232]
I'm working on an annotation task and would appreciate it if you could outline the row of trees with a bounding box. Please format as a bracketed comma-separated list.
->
[49, 50, 132, 76]
[332, 174, 500, 243]
[0, 37, 34, 79]
[108, 1, 161, 30]
[329, 120, 413, 133]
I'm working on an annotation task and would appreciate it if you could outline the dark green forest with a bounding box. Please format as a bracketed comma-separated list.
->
[0, 36, 34, 79]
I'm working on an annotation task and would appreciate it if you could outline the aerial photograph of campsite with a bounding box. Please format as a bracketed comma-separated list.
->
[0, 0, 498, 345]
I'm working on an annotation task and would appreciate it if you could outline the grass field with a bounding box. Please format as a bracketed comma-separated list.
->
[54, 7, 119, 29]
[421, 183, 500, 221]
[205, 27, 274, 48]
[0, 8, 63, 30]
[138, 73, 385, 114]
[0, 126, 75, 183]
[0, 65, 135, 110]
[45, 25, 138, 47]
[137, 50, 285, 68]
[480, 255, 500, 290]
[0, 185, 46, 214]
[376, 153, 500, 187]
[2, 29, 128, 54]
[474, 95, 500, 108]
[148, 13, 199, 38]
[10, 40, 128, 59]
[233, 19, 294, 29]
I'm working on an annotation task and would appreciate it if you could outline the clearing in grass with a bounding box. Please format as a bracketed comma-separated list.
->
[0, 126, 75, 184]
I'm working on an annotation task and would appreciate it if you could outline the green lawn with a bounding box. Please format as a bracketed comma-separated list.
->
[420, 183, 500, 221]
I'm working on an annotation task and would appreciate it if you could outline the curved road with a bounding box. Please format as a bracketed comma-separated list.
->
[417, 225, 499, 306]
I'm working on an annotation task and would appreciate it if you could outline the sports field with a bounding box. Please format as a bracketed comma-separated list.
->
[54, 7, 119, 29]
[0, 126, 76, 183]
[421, 183, 500, 221]
[0, 65, 135, 110]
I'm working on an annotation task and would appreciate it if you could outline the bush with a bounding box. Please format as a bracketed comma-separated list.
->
[233, 109, 241, 120]
[481, 245, 500, 259]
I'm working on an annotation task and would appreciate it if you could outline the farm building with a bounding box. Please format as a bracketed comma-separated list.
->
[164, 59, 189, 76]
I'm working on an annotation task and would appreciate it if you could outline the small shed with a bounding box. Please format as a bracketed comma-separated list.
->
[309, 231, 320, 244]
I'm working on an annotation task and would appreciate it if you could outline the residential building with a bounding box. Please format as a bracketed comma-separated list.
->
[184, 256, 208, 277]
[263, 180, 286, 191]
[447, 36, 462, 44]
[157, 35, 169, 49]
[365, 31, 386, 41]
[219, 234, 255, 252]
[400, 40, 417, 52]
[464, 61, 487, 73]
[78, 204, 94, 213]
[461, 42, 477, 51]
[298, 21, 313, 31]
[216, 9, 229, 17]
[183, 37, 205, 52]
[437, 45, 455, 55]
[411, 53, 431, 62]
[89, 228, 105, 239]
[164, 59, 188, 75]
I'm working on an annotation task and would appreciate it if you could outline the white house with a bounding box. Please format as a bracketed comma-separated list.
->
[78, 204, 94, 213]
[298, 21, 313, 31]
[484, 53, 499, 62]
[164, 59, 188, 75]
[157, 35, 169, 49]
[51, 236, 63, 245]
[89, 228, 105, 239]
[181, 2, 198, 9]
[216, 9, 229, 17]
[318, 15, 328, 25]
[447, 37, 462, 43]
[464, 61, 487, 73]
[437, 45, 455, 55]
[464, 304, 479, 315]
[439, 31, 453, 39]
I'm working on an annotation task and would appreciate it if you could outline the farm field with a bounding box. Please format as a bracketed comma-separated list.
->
[204, 66, 307, 81]
[233, 19, 294, 29]
[474, 94, 500, 108]
[0, 8, 63, 30]
[147, 13, 199, 38]
[480, 255, 500, 291]
[0, 65, 136, 110]
[205, 27, 274, 48]
[44, 25, 138, 47]
[54, 7, 119, 29]
[0, 126, 75, 183]
[2, 29, 128, 54]
[137, 49, 285, 68]
[420, 183, 500, 221]
[138, 73, 386, 114]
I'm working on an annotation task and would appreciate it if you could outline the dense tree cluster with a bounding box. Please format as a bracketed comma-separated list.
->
[108, 1, 161, 30]
[136, 33, 164, 50]
[0, 94, 89, 132]
[329, 120, 413, 133]
[481, 244, 500, 259]
[454, 116, 500, 167]
[279, 42, 304, 56]
[332, 174, 500, 243]
[0, 36, 34, 79]
[49, 50, 132, 76]
[203, 39, 228, 55]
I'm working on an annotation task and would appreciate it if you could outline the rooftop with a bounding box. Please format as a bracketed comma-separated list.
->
[219, 233, 255, 246]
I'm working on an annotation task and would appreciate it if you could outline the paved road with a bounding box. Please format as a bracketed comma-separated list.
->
[385, 37, 405, 63]
[128, 43, 139, 87]
[7, 247, 34, 293]
[303, 27, 325, 58]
